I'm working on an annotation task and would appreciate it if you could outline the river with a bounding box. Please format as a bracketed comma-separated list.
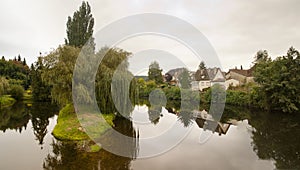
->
[0, 101, 299, 170]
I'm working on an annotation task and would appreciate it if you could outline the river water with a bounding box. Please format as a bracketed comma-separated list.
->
[0, 102, 299, 170]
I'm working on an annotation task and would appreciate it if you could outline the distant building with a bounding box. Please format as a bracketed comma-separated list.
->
[195, 67, 226, 91]
[226, 67, 255, 85]
[164, 68, 190, 87]
[191, 81, 200, 91]
[225, 78, 240, 89]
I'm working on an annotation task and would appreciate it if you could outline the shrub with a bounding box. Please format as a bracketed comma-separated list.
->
[9, 84, 24, 100]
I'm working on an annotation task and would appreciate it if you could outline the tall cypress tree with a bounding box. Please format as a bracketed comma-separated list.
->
[65, 1, 95, 50]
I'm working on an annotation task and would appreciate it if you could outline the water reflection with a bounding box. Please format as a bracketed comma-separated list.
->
[0, 102, 58, 147]
[30, 103, 59, 147]
[1, 101, 299, 169]
[96, 116, 139, 159]
[249, 111, 300, 169]
[0, 102, 30, 133]
[44, 116, 138, 170]
[43, 140, 135, 170]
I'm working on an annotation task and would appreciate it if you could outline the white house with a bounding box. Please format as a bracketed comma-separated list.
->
[196, 67, 226, 91]
[191, 81, 200, 91]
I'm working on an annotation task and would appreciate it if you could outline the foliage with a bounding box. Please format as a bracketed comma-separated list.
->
[254, 47, 300, 113]
[163, 86, 181, 100]
[225, 90, 250, 106]
[95, 47, 136, 115]
[0, 95, 15, 108]
[148, 61, 163, 84]
[53, 103, 115, 141]
[178, 68, 191, 89]
[0, 77, 9, 96]
[42, 46, 80, 106]
[52, 104, 89, 140]
[198, 61, 206, 70]
[253, 50, 270, 64]
[65, 1, 95, 51]
[195, 61, 207, 81]
[0, 57, 30, 89]
[137, 78, 157, 97]
[30, 57, 52, 101]
[204, 84, 226, 104]
[9, 84, 24, 100]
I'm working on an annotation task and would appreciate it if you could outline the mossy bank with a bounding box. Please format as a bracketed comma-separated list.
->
[52, 104, 115, 141]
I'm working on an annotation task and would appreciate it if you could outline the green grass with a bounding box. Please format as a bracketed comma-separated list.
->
[0, 95, 16, 108]
[89, 144, 101, 152]
[52, 104, 115, 141]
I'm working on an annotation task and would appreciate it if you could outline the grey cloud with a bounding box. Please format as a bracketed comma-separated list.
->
[0, 0, 299, 71]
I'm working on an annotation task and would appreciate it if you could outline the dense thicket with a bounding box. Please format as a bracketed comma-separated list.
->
[253, 47, 300, 113]
[0, 57, 30, 89]
[30, 57, 52, 101]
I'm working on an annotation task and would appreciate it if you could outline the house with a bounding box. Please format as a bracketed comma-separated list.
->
[225, 78, 240, 89]
[164, 68, 194, 87]
[189, 71, 200, 91]
[195, 67, 226, 91]
[195, 118, 231, 136]
[193, 110, 231, 136]
[226, 67, 255, 84]
[191, 81, 200, 91]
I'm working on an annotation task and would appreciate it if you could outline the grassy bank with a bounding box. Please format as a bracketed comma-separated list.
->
[52, 104, 115, 141]
[0, 95, 16, 108]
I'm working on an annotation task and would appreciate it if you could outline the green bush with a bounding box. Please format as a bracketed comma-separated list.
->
[9, 84, 24, 100]
[226, 90, 250, 106]
[163, 86, 181, 100]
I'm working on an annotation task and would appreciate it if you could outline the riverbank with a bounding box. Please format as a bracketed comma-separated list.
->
[52, 103, 115, 142]
[0, 95, 16, 108]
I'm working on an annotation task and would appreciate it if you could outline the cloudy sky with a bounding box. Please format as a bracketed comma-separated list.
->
[1, 0, 299, 72]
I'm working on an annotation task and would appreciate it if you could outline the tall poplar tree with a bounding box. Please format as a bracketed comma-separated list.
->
[65, 1, 95, 50]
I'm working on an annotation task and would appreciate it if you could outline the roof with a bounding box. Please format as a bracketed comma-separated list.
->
[195, 67, 225, 81]
[166, 68, 186, 77]
[228, 67, 254, 77]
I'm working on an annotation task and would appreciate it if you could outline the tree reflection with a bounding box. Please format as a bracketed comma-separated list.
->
[97, 116, 139, 159]
[177, 109, 194, 127]
[43, 140, 102, 170]
[0, 102, 29, 133]
[44, 116, 138, 170]
[250, 111, 300, 169]
[30, 102, 58, 147]
[148, 105, 162, 125]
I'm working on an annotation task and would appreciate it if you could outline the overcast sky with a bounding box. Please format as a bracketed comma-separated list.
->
[1, 0, 300, 72]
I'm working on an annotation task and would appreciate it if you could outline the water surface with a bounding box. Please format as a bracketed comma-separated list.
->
[1, 102, 299, 170]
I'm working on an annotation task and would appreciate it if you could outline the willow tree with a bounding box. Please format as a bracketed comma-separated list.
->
[65, 1, 95, 50]
[42, 46, 81, 106]
[95, 47, 136, 116]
